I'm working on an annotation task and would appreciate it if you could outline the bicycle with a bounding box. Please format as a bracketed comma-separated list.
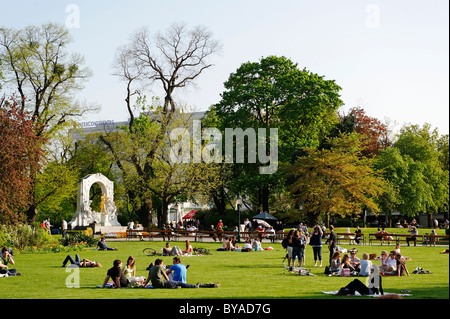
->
[193, 247, 212, 255]
[143, 248, 162, 256]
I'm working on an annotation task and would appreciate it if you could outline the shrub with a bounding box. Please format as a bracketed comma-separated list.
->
[59, 232, 97, 247]
[0, 223, 52, 250]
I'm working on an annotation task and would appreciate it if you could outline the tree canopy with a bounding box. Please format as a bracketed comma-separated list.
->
[285, 133, 386, 226]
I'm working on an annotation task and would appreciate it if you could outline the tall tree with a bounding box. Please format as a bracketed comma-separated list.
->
[0, 96, 46, 224]
[285, 133, 386, 226]
[0, 23, 96, 222]
[376, 124, 449, 221]
[211, 55, 343, 212]
[105, 23, 220, 226]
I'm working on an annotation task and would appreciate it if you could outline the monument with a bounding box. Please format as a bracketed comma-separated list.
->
[69, 173, 121, 229]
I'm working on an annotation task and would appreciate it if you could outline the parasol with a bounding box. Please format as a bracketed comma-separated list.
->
[252, 211, 277, 221]
[182, 209, 197, 219]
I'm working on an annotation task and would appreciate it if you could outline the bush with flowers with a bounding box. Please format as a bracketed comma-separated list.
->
[21, 240, 91, 254]
[1, 223, 97, 254]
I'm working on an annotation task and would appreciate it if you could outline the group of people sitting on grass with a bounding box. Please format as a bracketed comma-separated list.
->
[99, 255, 220, 289]
[216, 236, 265, 252]
[328, 245, 410, 277]
[162, 240, 194, 256]
[60, 237, 220, 289]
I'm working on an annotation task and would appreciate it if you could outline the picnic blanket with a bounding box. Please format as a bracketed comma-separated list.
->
[96, 281, 153, 288]
[322, 291, 412, 297]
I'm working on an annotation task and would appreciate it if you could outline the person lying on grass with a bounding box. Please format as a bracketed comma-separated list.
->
[62, 254, 102, 268]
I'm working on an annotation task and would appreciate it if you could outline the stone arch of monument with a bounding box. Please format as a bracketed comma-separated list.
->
[69, 173, 120, 228]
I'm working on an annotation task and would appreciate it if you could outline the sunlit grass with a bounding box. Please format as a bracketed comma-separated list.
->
[1, 238, 448, 299]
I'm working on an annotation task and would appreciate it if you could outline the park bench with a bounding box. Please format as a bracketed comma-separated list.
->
[321, 232, 365, 245]
[368, 233, 426, 246]
[335, 232, 366, 245]
[196, 230, 224, 242]
[422, 234, 450, 246]
[368, 233, 395, 245]
[123, 229, 175, 241]
[172, 229, 199, 241]
[393, 233, 424, 246]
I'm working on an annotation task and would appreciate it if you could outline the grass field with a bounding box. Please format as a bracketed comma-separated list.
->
[1, 233, 448, 300]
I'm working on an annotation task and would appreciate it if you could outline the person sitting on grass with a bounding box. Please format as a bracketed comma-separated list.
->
[102, 259, 129, 288]
[395, 253, 410, 276]
[242, 238, 254, 252]
[359, 253, 373, 277]
[224, 237, 235, 251]
[162, 242, 172, 256]
[329, 250, 342, 274]
[0, 247, 21, 276]
[97, 237, 118, 251]
[183, 240, 193, 255]
[379, 251, 397, 274]
[166, 256, 190, 283]
[341, 254, 356, 272]
[143, 259, 220, 289]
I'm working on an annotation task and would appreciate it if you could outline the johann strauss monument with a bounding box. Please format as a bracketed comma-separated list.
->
[69, 173, 121, 229]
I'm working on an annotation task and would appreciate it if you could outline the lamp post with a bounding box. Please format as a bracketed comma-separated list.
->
[236, 194, 243, 243]
[299, 202, 304, 223]
[174, 203, 179, 226]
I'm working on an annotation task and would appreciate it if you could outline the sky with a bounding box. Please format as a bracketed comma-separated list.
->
[1, 0, 449, 135]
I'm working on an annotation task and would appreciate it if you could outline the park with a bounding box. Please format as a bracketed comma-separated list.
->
[1, 225, 449, 301]
[0, 2, 449, 311]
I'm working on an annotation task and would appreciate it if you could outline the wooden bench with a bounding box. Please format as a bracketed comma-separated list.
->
[368, 233, 425, 246]
[422, 234, 450, 246]
[394, 234, 424, 246]
[336, 232, 356, 245]
[368, 233, 394, 245]
[322, 232, 365, 245]
[196, 230, 224, 242]
[123, 229, 175, 241]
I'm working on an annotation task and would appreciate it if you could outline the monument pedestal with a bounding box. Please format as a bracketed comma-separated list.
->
[101, 214, 110, 227]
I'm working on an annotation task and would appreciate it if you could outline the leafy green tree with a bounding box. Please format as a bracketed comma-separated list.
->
[210, 55, 343, 213]
[0, 23, 97, 222]
[285, 133, 386, 226]
[375, 124, 449, 220]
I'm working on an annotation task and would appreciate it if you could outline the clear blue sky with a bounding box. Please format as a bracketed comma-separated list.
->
[1, 0, 448, 134]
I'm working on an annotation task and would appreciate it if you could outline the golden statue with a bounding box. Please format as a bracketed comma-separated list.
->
[100, 193, 108, 215]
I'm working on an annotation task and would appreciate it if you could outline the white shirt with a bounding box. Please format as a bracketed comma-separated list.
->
[386, 256, 397, 270]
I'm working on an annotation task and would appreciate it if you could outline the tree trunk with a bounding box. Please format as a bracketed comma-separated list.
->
[26, 204, 38, 224]
[138, 198, 153, 227]
[160, 197, 169, 228]
[262, 185, 269, 213]
[211, 187, 227, 215]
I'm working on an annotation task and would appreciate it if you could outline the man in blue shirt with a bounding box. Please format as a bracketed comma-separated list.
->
[166, 256, 188, 283]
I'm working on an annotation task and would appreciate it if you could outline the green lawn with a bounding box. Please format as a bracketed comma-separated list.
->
[1, 237, 448, 300]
